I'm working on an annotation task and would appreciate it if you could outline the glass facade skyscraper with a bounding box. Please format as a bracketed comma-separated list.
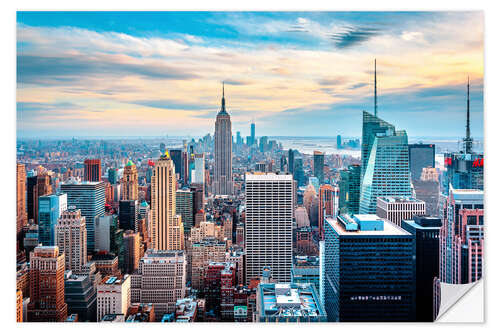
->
[313, 151, 325, 184]
[338, 164, 360, 215]
[408, 144, 435, 181]
[359, 130, 412, 214]
[60, 181, 106, 253]
[322, 214, 415, 322]
[38, 193, 67, 246]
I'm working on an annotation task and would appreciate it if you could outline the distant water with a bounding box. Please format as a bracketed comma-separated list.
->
[276, 137, 361, 158]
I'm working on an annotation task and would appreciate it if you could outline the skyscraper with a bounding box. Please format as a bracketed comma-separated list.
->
[376, 196, 426, 227]
[338, 164, 361, 215]
[194, 153, 205, 185]
[323, 214, 415, 322]
[32, 173, 53, 224]
[337, 135, 342, 149]
[313, 151, 325, 184]
[360, 111, 395, 181]
[245, 173, 293, 283]
[401, 216, 442, 322]
[318, 184, 338, 240]
[250, 121, 256, 146]
[169, 149, 183, 182]
[122, 160, 138, 201]
[55, 208, 87, 273]
[213, 83, 233, 195]
[17, 163, 27, 238]
[38, 193, 67, 246]
[28, 246, 68, 322]
[443, 79, 483, 194]
[359, 124, 412, 214]
[123, 230, 141, 274]
[60, 181, 106, 253]
[84, 159, 101, 182]
[119, 199, 139, 231]
[408, 144, 435, 181]
[176, 189, 194, 233]
[151, 150, 184, 250]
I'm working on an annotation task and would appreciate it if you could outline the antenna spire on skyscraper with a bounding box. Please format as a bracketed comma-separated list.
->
[464, 76, 473, 154]
[374, 59, 378, 117]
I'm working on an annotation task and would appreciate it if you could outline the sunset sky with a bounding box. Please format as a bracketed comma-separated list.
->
[16, 11, 484, 139]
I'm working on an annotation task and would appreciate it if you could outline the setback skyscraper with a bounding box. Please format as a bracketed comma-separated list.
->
[122, 160, 138, 201]
[213, 83, 233, 195]
[55, 208, 87, 273]
[151, 150, 184, 250]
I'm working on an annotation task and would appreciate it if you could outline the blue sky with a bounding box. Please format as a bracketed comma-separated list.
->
[16, 11, 483, 138]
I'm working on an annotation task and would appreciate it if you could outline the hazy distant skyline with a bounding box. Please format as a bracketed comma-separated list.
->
[17, 12, 484, 139]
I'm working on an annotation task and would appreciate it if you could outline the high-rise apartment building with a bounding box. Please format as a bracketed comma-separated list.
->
[408, 144, 435, 181]
[313, 151, 325, 184]
[84, 159, 101, 182]
[122, 160, 138, 201]
[318, 184, 338, 240]
[338, 164, 361, 215]
[38, 193, 67, 246]
[245, 173, 293, 283]
[97, 275, 131, 321]
[131, 250, 186, 320]
[151, 151, 184, 250]
[28, 246, 68, 322]
[60, 181, 105, 253]
[401, 216, 442, 322]
[376, 196, 426, 227]
[359, 124, 412, 214]
[55, 208, 87, 273]
[322, 214, 415, 322]
[213, 83, 233, 195]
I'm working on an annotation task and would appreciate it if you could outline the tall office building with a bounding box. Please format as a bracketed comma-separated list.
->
[131, 250, 186, 320]
[250, 121, 256, 146]
[413, 167, 441, 216]
[38, 193, 67, 246]
[293, 156, 305, 186]
[122, 160, 138, 201]
[401, 216, 442, 322]
[27, 174, 37, 222]
[170, 149, 183, 182]
[318, 184, 338, 240]
[28, 246, 68, 322]
[97, 275, 131, 321]
[84, 159, 101, 182]
[245, 173, 293, 283]
[361, 111, 395, 181]
[191, 238, 226, 289]
[213, 83, 233, 195]
[338, 164, 361, 215]
[337, 135, 342, 149]
[32, 173, 53, 224]
[359, 124, 412, 214]
[443, 79, 483, 194]
[408, 144, 435, 181]
[440, 186, 483, 284]
[119, 199, 138, 231]
[55, 208, 87, 273]
[376, 196, 426, 227]
[288, 149, 296, 175]
[17, 163, 27, 237]
[194, 153, 205, 185]
[151, 151, 184, 250]
[108, 168, 118, 185]
[313, 151, 325, 184]
[61, 181, 106, 253]
[323, 214, 415, 322]
[123, 230, 141, 274]
[176, 189, 194, 233]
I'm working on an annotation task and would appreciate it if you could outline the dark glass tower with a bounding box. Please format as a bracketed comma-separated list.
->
[313, 151, 325, 184]
[338, 164, 361, 214]
[408, 144, 435, 181]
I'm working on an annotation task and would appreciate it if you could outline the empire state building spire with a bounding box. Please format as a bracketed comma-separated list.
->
[219, 81, 227, 114]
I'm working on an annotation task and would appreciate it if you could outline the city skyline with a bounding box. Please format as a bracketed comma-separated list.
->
[17, 11, 483, 138]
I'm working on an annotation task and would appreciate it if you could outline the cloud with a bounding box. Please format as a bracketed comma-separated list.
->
[329, 26, 380, 49]
[17, 54, 199, 85]
[128, 99, 214, 111]
[317, 77, 348, 86]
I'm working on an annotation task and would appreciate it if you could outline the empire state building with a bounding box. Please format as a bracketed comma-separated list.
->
[213, 83, 233, 195]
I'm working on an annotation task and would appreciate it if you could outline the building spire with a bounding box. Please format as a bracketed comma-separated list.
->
[374, 59, 378, 117]
[219, 81, 227, 114]
[464, 76, 473, 154]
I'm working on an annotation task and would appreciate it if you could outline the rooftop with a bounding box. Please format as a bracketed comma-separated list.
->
[378, 196, 424, 203]
[328, 215, 411, 236]
[245, 172, 293, 181]
[258, 283, 325, 318]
